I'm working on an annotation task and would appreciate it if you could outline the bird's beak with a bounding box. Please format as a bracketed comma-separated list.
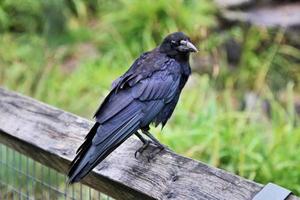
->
[180, 40, 198, 52]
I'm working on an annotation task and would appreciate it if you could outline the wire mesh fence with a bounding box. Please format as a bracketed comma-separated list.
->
[0, 144, 113, 200]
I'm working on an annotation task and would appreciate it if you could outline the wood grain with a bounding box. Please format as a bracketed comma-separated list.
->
[0, 88, 298, 200]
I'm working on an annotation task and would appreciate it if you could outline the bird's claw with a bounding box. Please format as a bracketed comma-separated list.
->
[135, 139, 167, 161]
[134, 140, 152, 158]
[146, 146, 165, 162]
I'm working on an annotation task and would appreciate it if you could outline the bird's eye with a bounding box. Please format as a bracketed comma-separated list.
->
[171, 40, 177, 46]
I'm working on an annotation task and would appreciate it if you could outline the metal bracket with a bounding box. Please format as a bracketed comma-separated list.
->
[253, 183, 292, 200]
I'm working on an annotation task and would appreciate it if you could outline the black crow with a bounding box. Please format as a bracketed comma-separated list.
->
[68, 32, 198, 183]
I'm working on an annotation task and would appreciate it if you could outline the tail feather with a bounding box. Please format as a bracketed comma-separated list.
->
[68, 112, 142, 183]
[68, 123, 99, 178]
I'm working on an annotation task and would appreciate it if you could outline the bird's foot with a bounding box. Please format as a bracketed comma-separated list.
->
[134, 140, 152, 158]
[146, 146, 165, 162]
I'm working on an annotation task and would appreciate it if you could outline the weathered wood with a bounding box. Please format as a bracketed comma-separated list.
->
[0, 87, 298, 200]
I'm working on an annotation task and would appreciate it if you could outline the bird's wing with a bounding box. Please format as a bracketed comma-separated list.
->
[88, 57, 181, 149]
[68, 54, 181, 183]
[92, 51, 151, 119]
[93, 51, 171, 122]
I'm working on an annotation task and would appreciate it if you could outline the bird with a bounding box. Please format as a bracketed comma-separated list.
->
[68, 32, 198, 183]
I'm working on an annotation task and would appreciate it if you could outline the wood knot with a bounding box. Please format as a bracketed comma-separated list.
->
[171, 175, 179, 182]
[170, 171, 179, 182]
[165, 191, 176, 199]
[131, 167, 143, 176]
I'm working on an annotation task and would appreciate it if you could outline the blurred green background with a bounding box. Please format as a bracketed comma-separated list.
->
[0, 0, 300, 195]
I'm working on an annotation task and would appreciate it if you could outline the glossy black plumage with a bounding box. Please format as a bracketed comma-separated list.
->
[68, 32, 197, 183]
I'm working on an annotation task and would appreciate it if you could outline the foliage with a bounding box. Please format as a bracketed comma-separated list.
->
[157, 76, 300, 193]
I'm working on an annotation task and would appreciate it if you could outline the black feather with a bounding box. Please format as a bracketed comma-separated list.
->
[68, 108, 143, 183]
[68, 32, 196, 183]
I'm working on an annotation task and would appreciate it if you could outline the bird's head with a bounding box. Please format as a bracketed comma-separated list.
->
[159, 32, 198, 59]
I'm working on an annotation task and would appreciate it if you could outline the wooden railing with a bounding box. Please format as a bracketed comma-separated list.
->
[0, 87, 298, 200]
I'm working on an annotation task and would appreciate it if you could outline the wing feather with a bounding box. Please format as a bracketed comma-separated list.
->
[68, 51, 184, 183]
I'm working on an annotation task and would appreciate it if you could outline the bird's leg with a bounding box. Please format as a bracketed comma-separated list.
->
[141, 130, 165, 149]
[134, 132, 153, 158]
[135, 131, 148, 144]
[141, 130, 166, 161]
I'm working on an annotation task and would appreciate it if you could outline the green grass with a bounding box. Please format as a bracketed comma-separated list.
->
[0, 0, 300, 196]
[157, 76, 300, 193]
